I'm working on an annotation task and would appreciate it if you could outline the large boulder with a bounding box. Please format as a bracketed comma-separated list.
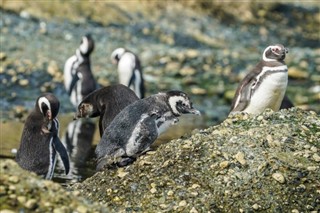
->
[71, 108, 320, 212]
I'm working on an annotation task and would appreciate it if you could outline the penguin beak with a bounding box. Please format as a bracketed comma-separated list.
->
[186, 108, 201, 116]
[46, 110, 52, 120]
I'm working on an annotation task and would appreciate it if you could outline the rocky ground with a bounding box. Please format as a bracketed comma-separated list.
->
[1, 108, 319, 212]
[0, 1, 319, 212]
[0, 1, 319, 123]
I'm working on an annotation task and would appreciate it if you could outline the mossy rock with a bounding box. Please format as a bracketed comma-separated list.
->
[71, 108, 320, 212]
[0, 160, 109, 213]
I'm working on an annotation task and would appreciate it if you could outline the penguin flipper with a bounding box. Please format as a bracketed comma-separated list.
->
[68, 72, 80, 96]
[53, 137, 70, 175]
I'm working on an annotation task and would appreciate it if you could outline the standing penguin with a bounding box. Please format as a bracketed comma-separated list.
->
[230, 44, 289, 114]
[95, 90, 201, 170]
[64, 34, 96, 107]
[74, 84, 139, 137]
[111, 48, 145, 99]
[16, 93, 69, 179]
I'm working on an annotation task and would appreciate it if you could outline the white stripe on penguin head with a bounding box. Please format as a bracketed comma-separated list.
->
[38, 97, 51, 114]
[79, 36, 89, 54]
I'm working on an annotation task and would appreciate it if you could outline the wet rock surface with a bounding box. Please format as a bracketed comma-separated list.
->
[70, 108, 320, 212]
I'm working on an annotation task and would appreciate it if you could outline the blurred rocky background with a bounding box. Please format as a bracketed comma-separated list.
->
[0, 0, 319, 124]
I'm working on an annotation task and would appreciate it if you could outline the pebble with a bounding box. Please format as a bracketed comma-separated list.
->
[0, 210, 16, 213]
[24, 199, 37, 209]
[312, 153, 320, 162]
[190, 207, 198, 213]
[179, 200, 187, 207]
[0, 52, 7, 61]
[252, 203, 259, 210]
[272, 172, 285, 183]
[18, 79, 29, 86]
[219, 161, 229, 169]
[234, 152, 246, 165]
[76, 205, 88, 213]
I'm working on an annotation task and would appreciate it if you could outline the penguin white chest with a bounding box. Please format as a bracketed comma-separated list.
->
[245, 67, 288, 114]
[118, 53, 135, 86]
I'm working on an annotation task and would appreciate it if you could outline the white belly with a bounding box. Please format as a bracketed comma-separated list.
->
[244, 71, 288, 114]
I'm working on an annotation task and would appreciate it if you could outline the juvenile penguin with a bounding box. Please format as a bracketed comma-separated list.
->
[230, 44, 289, 114]
[64, 34, 96, 107]
[74, 84, 139, 137]
[16, 93, 69, 179]
[111, 48, 145, 98]
[95, 90, 201, 170]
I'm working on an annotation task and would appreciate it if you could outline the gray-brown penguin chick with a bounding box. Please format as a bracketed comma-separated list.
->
[74, 84, 139, 136]
[230, 44, 289, 114]
[16, 93, 69, 179]
[95, 90, 201, 170]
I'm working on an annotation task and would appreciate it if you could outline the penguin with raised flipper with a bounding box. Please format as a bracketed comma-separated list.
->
[64, 34, 96, 107]
[230, 44, 290, 114]
[111, 48, 145, 99]
[16, 93, 69, 179]
[74, 84, 139, 137]
[95, 90, 201, 170]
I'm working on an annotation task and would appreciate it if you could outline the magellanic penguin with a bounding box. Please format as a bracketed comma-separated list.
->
[111, 48, 145, 99]
[64, 34, 96, 107]
[74, 84, 139, 137]
[95, 90, 201, 170]
[230, 44, 289, 114]
[16, 93, 70, 179]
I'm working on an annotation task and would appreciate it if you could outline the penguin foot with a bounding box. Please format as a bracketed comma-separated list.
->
[116, 157, 136, 167]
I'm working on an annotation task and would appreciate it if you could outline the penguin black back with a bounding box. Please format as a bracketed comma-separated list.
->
[64, 34, 96, 107]
[74, 84, 139, 136]
[16, 93, 69, 179]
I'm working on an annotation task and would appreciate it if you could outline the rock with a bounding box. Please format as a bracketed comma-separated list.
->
[288, 67, 309, 79]
[0, 52, 7, 61]
[71, 108, 320, 212]
[272, 172, 286, 184]
[0, 159, 110, 212]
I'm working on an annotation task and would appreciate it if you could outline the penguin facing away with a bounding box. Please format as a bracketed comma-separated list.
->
[111, 48, 145, 99]
[230, 44, 289, 114]
[16, 93, 70, 179]
[95, 90, 201, 170]
[74, 84, 139, 137]
[64, 34, 96, 107]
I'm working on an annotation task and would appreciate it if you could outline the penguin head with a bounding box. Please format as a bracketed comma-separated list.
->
[166, 91, 201, 116]
[263, 44, 288, 62]
[36, 93, 60, 120]
[74, 102, 94, 119]
[79, 34, 95, 55]
[111, 48, 126, 64]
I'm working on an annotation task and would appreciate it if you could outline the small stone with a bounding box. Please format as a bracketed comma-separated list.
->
[291, 209, 299, 213]
[150, 188, 157, 194]
[117, 168, 128, 178]
[234, 152, 246, 165]
[8, 175, 19, 183]
[312, 153, 320, 162]
[307, 166, 318, 171]
[310, 146, 318, 153]
[219, 161, 229, 169]
[18, 79, 29, 86]
[0, 52, 7, 61]
[252, 203, 259, 210]
[191, 184, 200, 189]
[288, 67, 308, 79]
[179, 200, 187, 207]
[167, 190, 174, 196]
[76, 205, 88, 213]
[191, 87, 207, 95]
[24, 199, 37, 209]
[272, 172, 285, 183]
[0, 210, 16, 213]
[190, 207, 198, 213]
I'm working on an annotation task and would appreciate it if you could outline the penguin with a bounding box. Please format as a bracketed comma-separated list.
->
[230, 44, 289, 114]
[16, 93, 70, 179]
[111, 48, 145, 99]
[95, 90, 201, 170]
[74, 84, 139, 137]
[64, 34, 96, 107]
[62, 119, 96, 168]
